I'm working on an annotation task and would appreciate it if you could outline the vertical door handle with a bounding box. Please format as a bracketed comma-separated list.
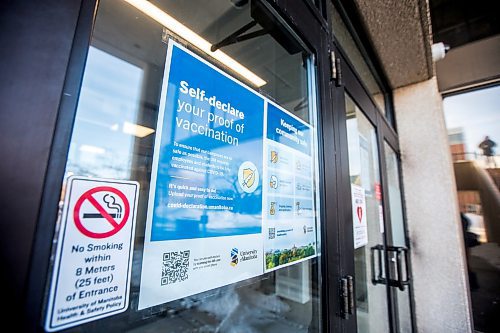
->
[371, 245, 411, 290]
[370, 244, 385, 285]
[390, 246, 410, 291]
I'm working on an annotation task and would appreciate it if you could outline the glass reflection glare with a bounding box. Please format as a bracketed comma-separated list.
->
[67, 47, 144, 179]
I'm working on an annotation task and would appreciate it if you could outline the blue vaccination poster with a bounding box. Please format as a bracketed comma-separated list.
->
[263, 102, 317, 272]
[151, 43, 264, 241]
[138, 41, 266, 309]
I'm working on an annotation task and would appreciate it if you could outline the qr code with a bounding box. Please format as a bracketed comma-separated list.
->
[161, 250, 190, 286]
[268, 228, 275, 239]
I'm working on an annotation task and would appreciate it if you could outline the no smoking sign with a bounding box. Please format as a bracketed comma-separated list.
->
[74, 186, 131, 239]
[45, 177, 139, 332]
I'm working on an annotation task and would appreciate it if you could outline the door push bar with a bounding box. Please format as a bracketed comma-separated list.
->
[370, 245, 410, 291]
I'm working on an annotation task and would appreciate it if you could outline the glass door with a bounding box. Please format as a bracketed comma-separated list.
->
[345, 94, 390, 333]
[383, 141, 413, 333]
[337, 59, 416, 332]
[40, 1, 326, 332]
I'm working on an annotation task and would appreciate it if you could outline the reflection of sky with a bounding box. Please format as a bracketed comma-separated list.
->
[67, 47, 144, 179]
[347, 118, 361, 176]
[444, 86, 500, 154]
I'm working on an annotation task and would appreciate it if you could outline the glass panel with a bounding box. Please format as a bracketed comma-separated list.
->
[443, 86, 500, 332]
[345, 94, 389, 333]
[384, 142, 413, 333]
[43, 0, 322, 332]
[444, 85, 500, 167]
[329, 2, 387, 116]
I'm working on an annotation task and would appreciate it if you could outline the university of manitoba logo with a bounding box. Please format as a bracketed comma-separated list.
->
[230, 248, 239, 267]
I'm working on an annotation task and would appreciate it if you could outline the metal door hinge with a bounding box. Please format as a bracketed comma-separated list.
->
[340, 275, 354, 318]
[330, 50, 342, 86]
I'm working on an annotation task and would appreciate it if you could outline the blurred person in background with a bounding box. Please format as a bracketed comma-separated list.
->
[478, 135, 497, 168]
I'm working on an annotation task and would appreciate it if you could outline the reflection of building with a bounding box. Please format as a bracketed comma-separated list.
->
[454, 161, 500, 243]
[448, 127, 467, 162]
[457, 191, 482, 214]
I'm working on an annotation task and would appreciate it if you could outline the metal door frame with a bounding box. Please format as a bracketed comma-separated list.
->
[15, 1, 347, 332]
[329, 29, 417, 333]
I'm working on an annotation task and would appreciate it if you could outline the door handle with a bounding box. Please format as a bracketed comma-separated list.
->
[370, 244, 386, 285]
[388, 246, 410, 291]
[370, 245, 411, 291]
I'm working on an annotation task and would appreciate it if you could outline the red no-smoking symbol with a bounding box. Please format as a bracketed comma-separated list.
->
[74, 186, 130, 239]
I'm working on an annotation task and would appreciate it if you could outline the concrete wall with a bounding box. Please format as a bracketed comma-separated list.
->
[394, 77, 473, 332]
[436, 35, 500, 93]
[351, 0, 434, 88]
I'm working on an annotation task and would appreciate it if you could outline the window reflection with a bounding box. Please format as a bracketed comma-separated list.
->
[67, 47, 146, 179]
[445, 86, 500, 167]
[444, 86, 500, 332]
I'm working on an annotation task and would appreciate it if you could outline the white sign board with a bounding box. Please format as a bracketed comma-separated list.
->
[45, 177, 139, 332]
[351, 184, 368, 249]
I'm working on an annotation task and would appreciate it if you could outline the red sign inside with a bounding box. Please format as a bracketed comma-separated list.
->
[375, 183, 382, 201]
